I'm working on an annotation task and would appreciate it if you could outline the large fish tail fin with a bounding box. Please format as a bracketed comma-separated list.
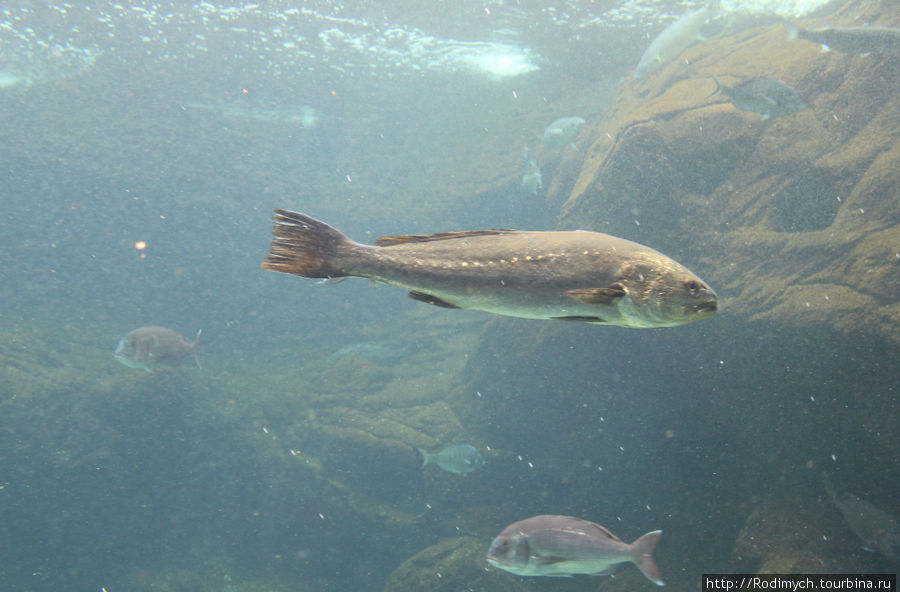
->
[708, 76, 723, 98]
[191, 329, 202, 370]
[631, 530, 664, 586]
[262, 210, 357, 279]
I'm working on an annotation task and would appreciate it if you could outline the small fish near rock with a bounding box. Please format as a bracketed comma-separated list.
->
[787, 23, 900, 55]
[634, 1, 718, 79]
[261, 210, 717, 329]
[541, 116, 585, 151]
[487, 514, 664, 585]
[114, 326, 201, 372]
[418, 444, 485, 474]
[822, 472, 900, 562]
[709, 76, 805, 120]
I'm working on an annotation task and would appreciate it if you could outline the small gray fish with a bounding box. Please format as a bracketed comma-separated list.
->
[326, 341, 417, 364]
[789, 24, 900, 54]
[261, 210, 717, 328]
[487, 515, 664, 585]
[710, 76, 805, 119]
[114, 326, 201, 372]
[541, 117, 585, 151]
[634, 2, 716, 79]
[418, 444, 485, 474]
[823, 472, 900, 562]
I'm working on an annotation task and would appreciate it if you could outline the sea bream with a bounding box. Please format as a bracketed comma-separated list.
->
[114, 326, 201, 372]
[261, 210, 717, 328]
[486, 514, 664, 585]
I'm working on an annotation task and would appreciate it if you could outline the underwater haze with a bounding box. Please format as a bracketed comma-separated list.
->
[1, 0, 898, 591]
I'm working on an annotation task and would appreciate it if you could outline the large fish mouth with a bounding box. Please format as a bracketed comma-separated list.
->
[696, 300, 718, 314]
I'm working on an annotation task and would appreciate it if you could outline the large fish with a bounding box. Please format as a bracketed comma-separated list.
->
[822, 472, 900, 562]
[634, 2, 717, 79]
[261, 210, 717, 328]
[114, 326, 201, 372]
[486, 514, 664, 585]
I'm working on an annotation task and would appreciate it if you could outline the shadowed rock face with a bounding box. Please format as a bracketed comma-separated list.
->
[557, 0, 900, 345]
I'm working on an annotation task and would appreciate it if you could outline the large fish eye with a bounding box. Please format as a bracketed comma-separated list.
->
[684, 279, 701, 294]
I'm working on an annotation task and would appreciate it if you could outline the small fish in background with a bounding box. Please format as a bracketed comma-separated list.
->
[326, 341, 418, 365]
[786, 23, 900, 54]
[822, 472, 900, 562]
[487, 514, 664, 585]
[418, 444, 485, 474]
[519, 145, 543, 195]
[114, 326, 202, 372]
[634, 1, 719, 79]
[709, 76, 805, 119]
[541, 116, 585, 151]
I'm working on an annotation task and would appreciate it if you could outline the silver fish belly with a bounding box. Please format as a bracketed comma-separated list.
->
[261, 210, 717, 328]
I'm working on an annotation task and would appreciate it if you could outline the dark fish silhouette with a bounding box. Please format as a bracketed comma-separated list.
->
[822, 472, 900, 562]
[710, 76, 805, 119]
[487, 514, 664, 585]
[789, 24, 900, 54]
[114, 326, 201, 372]
[261, 210, 717, 328]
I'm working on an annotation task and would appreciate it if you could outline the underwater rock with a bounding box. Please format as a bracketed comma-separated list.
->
[562, 3, 900, 344]
[731, 495, 874, 574]
[383, 537, 530, 592]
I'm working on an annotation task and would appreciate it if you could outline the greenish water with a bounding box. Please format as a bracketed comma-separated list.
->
[1, 1, 897, 591]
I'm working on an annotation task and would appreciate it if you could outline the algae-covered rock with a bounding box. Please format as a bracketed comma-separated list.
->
[731, 495, 880, 574]
[560, 0, 900, 344]
[383, 536, 529, 592]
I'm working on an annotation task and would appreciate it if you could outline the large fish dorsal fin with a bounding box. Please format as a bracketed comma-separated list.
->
[588, 522, 624, 542]
[375, 229, 520, 246]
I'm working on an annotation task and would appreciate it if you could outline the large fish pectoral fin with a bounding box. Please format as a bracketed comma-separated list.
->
[566, 284, 626, 305]
[408, 291, 461, 309]
[535, 555, 571, 567]
[551, 315, 607, 323]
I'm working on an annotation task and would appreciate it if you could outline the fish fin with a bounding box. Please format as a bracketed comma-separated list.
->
[261, 210, 355, 279]
[551, 315, 607, 323]
[536, 555, 570, 566]
[631, 530, 664, 586]
[708, 76, 723, 98]
[416, 448, 427, 467]
[785, 23, 798, 42]
[408, 291, 461, 309]
[566, 284, 626, 305]
[189, 329, 202, 369]
[375, 229, 520, 246]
